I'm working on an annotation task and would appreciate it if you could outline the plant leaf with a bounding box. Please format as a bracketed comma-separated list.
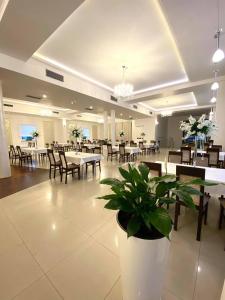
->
[172, 190, 196, 209]
[149, 208, 172, 239]
[127, 215, 141, 237]
[138, 164, 150, 182]
[104, 199, 121, 210]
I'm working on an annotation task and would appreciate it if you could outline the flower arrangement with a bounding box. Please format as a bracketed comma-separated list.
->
[141, 132, 146, 137]
[31, 130, 39, 138]
[71, 128, 81, 138]
[120, 130, 125, 137]
[180, 114, 216, 139]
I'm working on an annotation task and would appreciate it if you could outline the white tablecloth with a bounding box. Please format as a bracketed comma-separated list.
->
[112, 146, 141, 155]
[177, 149, 225, 161]
[84, 144, 100, 149]
[55, 152, 102, 165]
[156, 161, 225, 184]
[22, 147, 48, 154]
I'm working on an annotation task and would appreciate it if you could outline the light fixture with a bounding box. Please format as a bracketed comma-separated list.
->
[42, 94, 47, 99]
[114, 66, 133, 99]
[209, 108, 214, 121]
[211, 81, 219, 90]
[210, 96, 217, 103]
[161, 110, 173, 117]
[89, 106, 93, 110]
[212, 1, 224, 63]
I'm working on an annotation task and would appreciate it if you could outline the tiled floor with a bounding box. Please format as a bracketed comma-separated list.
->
[0, 149, 224, 300]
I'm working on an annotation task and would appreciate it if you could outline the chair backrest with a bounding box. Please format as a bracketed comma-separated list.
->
[45, 143, 49, 148]
[94, 147, 101, 154]
[142, 161, 162, 177]
[204, 142, 209, 151]
[81, 146, 87, 153]
[195, 153, 209, 167]
[58, 151, 68, 168]
[28, 142, 32, 148]
[211, 145, 222, 151]
[208, 139, 214, 147]
[176, 165, 205, 207]
[139, 141, 144, 148]
[16, 146, 22, 157]
[207, 148, 219, 166]
[168, 151, 182, 164]
[10, 145, 16, 155]
[119, 144, 126, 155]
[47, 149, 56, 165]
[107, 144, 113, 154]
[130, 142, 137, 147]
[180, 147, 191, 163]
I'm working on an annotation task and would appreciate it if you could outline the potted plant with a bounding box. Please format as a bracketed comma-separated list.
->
[140, 132, 146, 140]
[98, 163, 213, 300]
[31, 130, 39, 149]
[71, 127, 81, 151]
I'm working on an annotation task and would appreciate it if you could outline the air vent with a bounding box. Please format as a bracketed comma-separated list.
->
[46, 69, 64, 82]
[110, 95, 118, 102]
[26, 95, 42, 100]
[4, 104, 13, 107]
[149, 111, 153, 115]
[52, 111, 59, 114]
[133, 105, 138, 109]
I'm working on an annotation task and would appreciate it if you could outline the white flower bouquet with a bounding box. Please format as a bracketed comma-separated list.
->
[119, 130, 125, 137]
[180, 114, 216, 139]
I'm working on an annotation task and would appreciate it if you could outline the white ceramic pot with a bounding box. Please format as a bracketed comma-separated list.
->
[117, 213, 170, 300]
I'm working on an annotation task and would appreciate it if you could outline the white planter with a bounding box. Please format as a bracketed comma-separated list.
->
[117, 213, 170, 300]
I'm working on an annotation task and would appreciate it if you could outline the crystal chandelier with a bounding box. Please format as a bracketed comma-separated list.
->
[114, 66, 133, 98]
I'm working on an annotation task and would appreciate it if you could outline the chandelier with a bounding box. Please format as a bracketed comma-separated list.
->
[114, 66, 133, 98]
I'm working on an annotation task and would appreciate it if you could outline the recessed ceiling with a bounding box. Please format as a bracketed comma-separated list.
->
[35, 0, 187, 92]
[141, 92, 197, 111]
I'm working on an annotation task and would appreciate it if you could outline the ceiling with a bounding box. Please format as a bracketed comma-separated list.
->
[0, 68, 147, 120]
[35, 0, 187, 92]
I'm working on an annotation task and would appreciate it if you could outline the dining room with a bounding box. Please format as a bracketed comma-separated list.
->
[0, 0, 225, 300]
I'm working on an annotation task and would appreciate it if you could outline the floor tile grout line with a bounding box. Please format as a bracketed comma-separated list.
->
[2, 207, 65, 300]
[104, 275, 121, 300]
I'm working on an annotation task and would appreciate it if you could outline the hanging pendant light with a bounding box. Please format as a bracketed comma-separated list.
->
[212, 0, 224, 63]
[210, 96, 217, 103]
[211, 70, 219, 90]
[114, 66, 133, 99]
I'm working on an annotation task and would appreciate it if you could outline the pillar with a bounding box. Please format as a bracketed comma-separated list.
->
[214, 81, 225, 146]
[111, 109, 116, 146]
[103, 111, 108, 140]
[0, 82, 11, 178]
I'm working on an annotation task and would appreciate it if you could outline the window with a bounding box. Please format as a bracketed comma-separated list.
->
[20, 124, 37, 141]
[82, 128, 90, 139]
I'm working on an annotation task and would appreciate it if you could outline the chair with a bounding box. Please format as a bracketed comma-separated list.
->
[47, 149, 61, 179]
[119, 144, 130, 162]
[142, 161, 162, 177]
[180, 147, 192, 164]
[204, 142, 209, 151]
[168, 151, 182, 164]
[9, 145, 19, 164]
[16, 146, 32, 166]
[81, 146, 88, 153]
[107, 144, 118, 161]
[130, 141, 137, 147]
[208, 139, 214, 147]
[195, 153, 209, 167]
[174, 165, 210, 241]
[45, 143, 49, 148]
[212, 145, 223, 151]
[139, 142, 147, 155]
[86, 147, 101, 173]
[207, 148, 220, 167]
[58, 151, 80, 184]
[218, 196, 225, 250]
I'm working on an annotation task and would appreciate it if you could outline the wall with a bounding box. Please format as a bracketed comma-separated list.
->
[214, 81, 225, 149]
[132, 117, 156, 142]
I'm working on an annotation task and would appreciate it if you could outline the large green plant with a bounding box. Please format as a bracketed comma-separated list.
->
[98, 163, 215, 239]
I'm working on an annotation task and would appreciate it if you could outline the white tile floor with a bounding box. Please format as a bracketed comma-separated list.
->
[0, 149, 224, 300]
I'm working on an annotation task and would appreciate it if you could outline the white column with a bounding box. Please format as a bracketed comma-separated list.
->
[214, 81, 225, 147]
[0, 82, 11, 178]
[111, 109, 116, 146]
[103, 111, 108, 140]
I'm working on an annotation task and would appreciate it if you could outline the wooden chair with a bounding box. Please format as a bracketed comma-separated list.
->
[168, 151, 182, 164]
[142, 161, 162, 177]
[174, 165, 210, 241]
[139, 142, 147, 155]
[107, 144, 118, 161]
[58, 151, 80, 184]
[207, 148, 220, 167]
[81, 146, 88, 153]
[218, 195, 225, 250]
[204, 142, 209, 151]
[16, 146, 32, 166]
[47, 149, 61, 179]
[119, 144, 130, 162]
[195, 153, 209, 167]
[212, 145, 222, 151]
[9, 145, 19, 164]
[180, 147, 192, 164]
[130, 141, 137, 147]
[86, 147, 101, 174]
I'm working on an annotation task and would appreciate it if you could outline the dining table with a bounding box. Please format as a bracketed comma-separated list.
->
[112, 146, 141, 155]
[55, 151, 102, 166]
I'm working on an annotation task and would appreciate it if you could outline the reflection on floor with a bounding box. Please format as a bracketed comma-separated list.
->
[0, 149, 224, 300]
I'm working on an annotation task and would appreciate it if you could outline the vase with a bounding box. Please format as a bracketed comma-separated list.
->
[117, 211, 170, 300]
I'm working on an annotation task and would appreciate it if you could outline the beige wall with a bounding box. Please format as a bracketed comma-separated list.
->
[214, 81, 225, 149]
[132, 117, 156, 142]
